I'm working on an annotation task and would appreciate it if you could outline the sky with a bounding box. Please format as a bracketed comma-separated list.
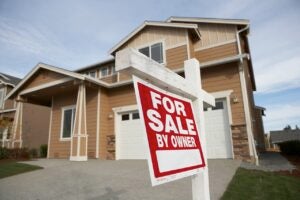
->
[0, 0, 299, 132]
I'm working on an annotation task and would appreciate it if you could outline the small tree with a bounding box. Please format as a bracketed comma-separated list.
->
[283, 125, 292, 130]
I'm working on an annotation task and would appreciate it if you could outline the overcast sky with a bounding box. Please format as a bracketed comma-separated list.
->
[0, 0, 299, 132]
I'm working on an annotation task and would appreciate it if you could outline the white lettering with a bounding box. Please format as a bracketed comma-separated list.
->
[186, 119, 196, 135]
[150, 91, 161, 109]
[162, 97, 175, 113]
[174, 101, 186, 116]
[147, 109, 163, 132]
[165, 114, 178, 133]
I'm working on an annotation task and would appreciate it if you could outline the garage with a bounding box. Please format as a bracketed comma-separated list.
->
[204, 99, 233, 159]
[115, 99, 232, 159]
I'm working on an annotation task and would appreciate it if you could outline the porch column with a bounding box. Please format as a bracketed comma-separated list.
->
[11, 99, 23, 148]
[70, 83, 88, 161]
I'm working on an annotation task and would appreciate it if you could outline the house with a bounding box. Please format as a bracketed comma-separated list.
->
[5, 17, 265, 163]
[0, 72, 50, 149]
[269, 129, 300, 150]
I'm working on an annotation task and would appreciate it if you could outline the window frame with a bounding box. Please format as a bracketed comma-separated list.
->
[138, 40, 166, 64]
[99, 67, 109, 78]
[60, 105, 76, 141]
[88, 71, 96, 78]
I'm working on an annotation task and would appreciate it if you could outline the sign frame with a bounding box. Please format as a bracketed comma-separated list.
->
[133, 76, 206, 186]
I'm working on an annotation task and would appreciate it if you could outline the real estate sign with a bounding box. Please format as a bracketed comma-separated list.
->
[134, 77, 206, 186]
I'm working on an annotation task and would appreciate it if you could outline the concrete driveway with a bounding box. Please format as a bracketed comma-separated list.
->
[0, 159, 240, 200]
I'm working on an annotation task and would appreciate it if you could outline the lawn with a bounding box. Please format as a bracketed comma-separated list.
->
[0, 161, 43, 179]
[222, 168, 300, 200]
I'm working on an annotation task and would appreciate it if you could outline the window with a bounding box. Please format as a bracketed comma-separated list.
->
[111, 65, 116, 75]
[0, 88, 5, 109]
[61, 106, 76, 139]
[121, 114, 130, 121]
[132, 112, 140, 120]
[139, 42, 164, 64]
[212, 102, 224, 110]
[100, 67, 109, 78]
[88, 71, 96, 78]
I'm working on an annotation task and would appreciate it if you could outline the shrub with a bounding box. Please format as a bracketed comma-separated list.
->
[9, 148, 30, 160]
[29, 148, 38, 159]
[40, 144, 47, 158]
[0, 147, 9, 159]
[278, 140, 300, 155]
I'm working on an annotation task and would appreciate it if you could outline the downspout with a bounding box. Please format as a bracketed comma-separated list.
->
[236, 24, 259, 165]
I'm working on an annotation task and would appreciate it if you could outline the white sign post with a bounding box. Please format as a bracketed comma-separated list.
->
[116, 48, 215, 200]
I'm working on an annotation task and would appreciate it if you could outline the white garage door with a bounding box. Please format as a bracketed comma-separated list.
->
[116, 99, 232, 160]
[117, 111, 147, 159]
[204, 99, 233, 159]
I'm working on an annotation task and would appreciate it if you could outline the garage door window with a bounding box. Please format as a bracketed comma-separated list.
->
[132, 112, 140, 120]
[212, 101, 224, 110]
[61, 106, 76, 139]
[121, 114, 130, 121]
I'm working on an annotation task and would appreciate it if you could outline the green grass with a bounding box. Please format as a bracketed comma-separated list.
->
[222, 168, 300, 200]
[0, 161, 43, 179]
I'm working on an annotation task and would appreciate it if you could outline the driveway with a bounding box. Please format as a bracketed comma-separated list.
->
[0, 159, 240, 200]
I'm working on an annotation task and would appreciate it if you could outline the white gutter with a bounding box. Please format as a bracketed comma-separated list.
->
[236, 25, 259, 165]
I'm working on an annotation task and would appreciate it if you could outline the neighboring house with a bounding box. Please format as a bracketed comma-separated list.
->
[269, 129, 300, 150]
[6, 17, 265, 163]
[0, 72, 50, 149]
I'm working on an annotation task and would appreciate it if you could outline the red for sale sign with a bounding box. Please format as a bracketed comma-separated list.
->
[133, 77, 206, 186]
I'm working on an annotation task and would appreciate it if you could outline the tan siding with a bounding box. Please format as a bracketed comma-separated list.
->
[86, 87, 98, 158]
[195, 24, 236, 49]
[49, 90, 77, 158]
[121, 26, 187, 51]
[201, 63, 246, 125]
[118, 72, 132, 82]
[194, 42, 238, 63]
[100, 74, 118, 83]
[23, 69, 66, 90]
[166, 45, 188, 70]
[22, 103, 50, 149]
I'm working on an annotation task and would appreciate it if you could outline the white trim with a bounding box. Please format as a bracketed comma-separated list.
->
[0, 108, 16, 113]
[70, 156, 88, 161]
[167, 17, 250, 25]
[0, 80, 15, 87]
[75, 57, 115, 72]
[96, 88, 101, 158]
[0, 73, 10, 80]
[20, 77, 73, 95]
[99, 66, 109, 78]
[0, 88, 5, 109]
[112, 104, 138, 160]
[47, 96, 53, 159]
[109, 21, 200, 55]
[60, 105, 76, 141]
[186, 30, 191, 59]
[194, 39, 237, 52]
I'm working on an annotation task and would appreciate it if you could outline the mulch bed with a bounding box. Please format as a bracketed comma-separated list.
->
[276, 154, 300, 178]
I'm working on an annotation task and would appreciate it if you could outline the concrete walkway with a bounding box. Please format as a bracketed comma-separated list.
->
[241, 152, 296, 172]
[0, 159, 240, 200]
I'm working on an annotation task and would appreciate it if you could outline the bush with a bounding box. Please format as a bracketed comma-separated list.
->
[40, 144, 47, 158]
[278, 140, 300, 155]
[0, 147, 9, 159]
[29, 148, 38, 159]
[9, 148, 30, 160]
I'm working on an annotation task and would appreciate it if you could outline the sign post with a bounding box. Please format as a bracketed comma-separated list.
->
[116, 48, 215, 200]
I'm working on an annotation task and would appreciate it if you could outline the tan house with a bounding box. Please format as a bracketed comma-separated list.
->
[6, 17, 265, 163]
[0, 72, 50, 149]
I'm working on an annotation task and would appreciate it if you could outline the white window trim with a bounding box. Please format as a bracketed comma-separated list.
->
[99, 66, 109, 78]
[137, 40, 166, 65]
[60, 105, 76, 141]
[99, 65, 117, 79]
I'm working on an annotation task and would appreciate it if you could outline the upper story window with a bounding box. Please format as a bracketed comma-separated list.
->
[139, 42, 164, 64]
[100, 65, 116, 78]
[0, 88, 5, 109]
[88, 71, 96, 78]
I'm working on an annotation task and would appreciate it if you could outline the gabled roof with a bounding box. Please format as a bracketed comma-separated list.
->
[108, 21, 200, 55]
[6, 62, 133, 100]
[0, 72, 21, 86]
[166, 16, 250, 25]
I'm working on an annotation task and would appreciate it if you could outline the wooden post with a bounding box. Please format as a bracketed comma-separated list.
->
[11, 99, 23, 148]
[185, 59, 211, 200]
[70, 83, 88, 161]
